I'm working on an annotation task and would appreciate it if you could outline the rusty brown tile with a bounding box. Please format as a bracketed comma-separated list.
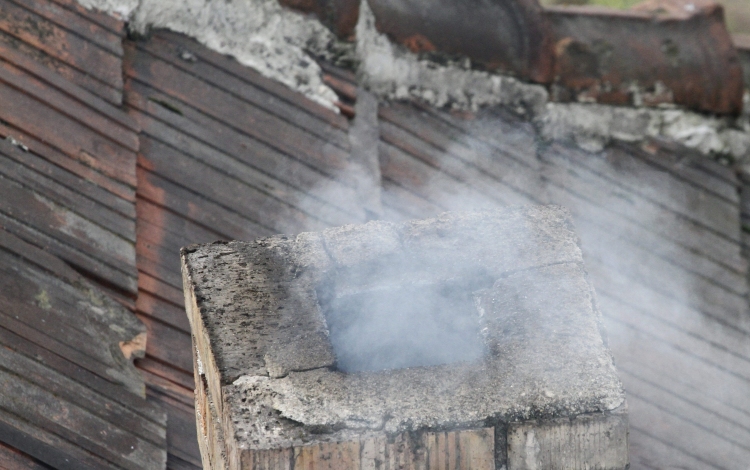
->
[366, 0, 556, 83]
[546, 0, 744, 114]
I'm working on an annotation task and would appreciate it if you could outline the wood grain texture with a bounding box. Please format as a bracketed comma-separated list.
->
[0, 441, 53, 470]
[0, 0, 124, 104]
[0, 228, 167, 468]
[124, 30, 369, 468]
[507, 413, 628, 470]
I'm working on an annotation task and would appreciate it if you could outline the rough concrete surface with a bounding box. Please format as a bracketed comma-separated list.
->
[75, 0, 750, 162]
[78, 0, 344, 109]
[225, 262, 623, 446]
[355, 0, 549, 115]
[182, 206, 626, 468]
[539, 101, 750, 158]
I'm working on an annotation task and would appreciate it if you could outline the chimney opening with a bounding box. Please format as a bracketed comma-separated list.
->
[317, 270, 493, 373]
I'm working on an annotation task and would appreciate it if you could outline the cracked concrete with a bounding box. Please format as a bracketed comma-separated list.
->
[76, 0, 750, 163]
[80, 0, 346, 110]
[182, 207, 625, 458]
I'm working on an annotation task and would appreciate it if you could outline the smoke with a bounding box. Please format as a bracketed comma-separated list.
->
[288, 98, 749, 463]
[318, 269, 493, 373]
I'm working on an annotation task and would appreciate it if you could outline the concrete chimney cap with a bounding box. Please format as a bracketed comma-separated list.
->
[182, 205, 626, 458]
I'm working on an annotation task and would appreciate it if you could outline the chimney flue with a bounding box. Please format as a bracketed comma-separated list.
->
[182, 206, 628, 469]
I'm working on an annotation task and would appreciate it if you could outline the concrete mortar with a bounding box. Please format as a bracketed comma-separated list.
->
[75, 0, 750, 163]
[78, 0, 346, 110]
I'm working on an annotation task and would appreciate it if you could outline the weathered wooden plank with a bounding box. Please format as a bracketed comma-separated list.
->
[0, 261, 144, 398]
[0, 140, 134, 219]
[137, 237, 184, 292]
[583, 232, 750, 334]
[0, 369, 165, 470]
[359, 436, 386, 470]
[293, 442, 360, 470]
[47, 0, 125, 35]
[0, 121, 135, 203]
[0, 0, 122, 88]
[379, 101, 539, 170]
[0, 226, 138, 345]
[0, 38, 130, 126]
[0, 322, 163, 422]
[137, 197, 223, 244]
[135, 36, 350, 148]
[192, 354, 227, 470]
[0, 31, 121, 104]
[0, 80, 136, 187]
[546, 182, 747, 295]
[542, 155, 745, 274]
[543, 144, 740, 243]
[124, 51, 351, 178]
[0, 408, 108, 470]
[0, 346, 166, 448]
[380, 179, 445, 221]
[380, 107, 542, 183]
[138, 270, 186, 308]
[621, 368, 750, 453]
[619, 141, 738, 203]
[605, 317, 750, 418]
[599, 292, 750, 386]
[628, 427, 713, 470]
[0, 293, 129, 377]
[644, 137, 737, 185]
[0, 293, 166, 466]
[137, 135, 340, 232]
[137, 313, 194, 373]
[0, 173, 136, 278]
[204, 377, 499, 467]
[592, 265, 750, 366]
[249, 449, 292, 470]
[13, 0, 123, 56]
[507, 413, 628, 470]
[126, 86, 361, 217]
[379, 140, 517, 211]
[147, 390, 203, 468]
[0, 222, 135, 318]
[137, 165, 273, 241]
[617, 361, 750, 447]
[415, 102, 540, 166]
[0, 212, 137, 296]
[168, 454, 203, 470]
[602, 143, 740, 221]
[140, 357, 196, 395]
[380, 120, 543, 205]
[155, 31, 348, 131]
[0, 222, 76, 281]
[0, 441, 53, 469]
[0, 58, 137, 151]
[0, 171, 135, 267]
[0, 149, 135, 242]
[627, 394, 750, 468]
[458, 429, 495, 470]
[579, 219, 748, 320]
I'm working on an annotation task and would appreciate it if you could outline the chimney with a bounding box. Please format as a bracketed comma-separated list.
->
[181, 206, 628, 469]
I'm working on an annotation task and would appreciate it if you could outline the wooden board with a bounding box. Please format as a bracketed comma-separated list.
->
[0, 0, 125, 104]
[0, 228, 167, 468]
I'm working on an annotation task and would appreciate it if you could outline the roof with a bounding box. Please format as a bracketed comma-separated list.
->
[0, 0, 749, 467]
[0, 0, 166, 468]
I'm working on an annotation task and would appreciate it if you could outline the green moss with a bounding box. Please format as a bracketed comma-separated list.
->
[35, 290, 51, 311]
